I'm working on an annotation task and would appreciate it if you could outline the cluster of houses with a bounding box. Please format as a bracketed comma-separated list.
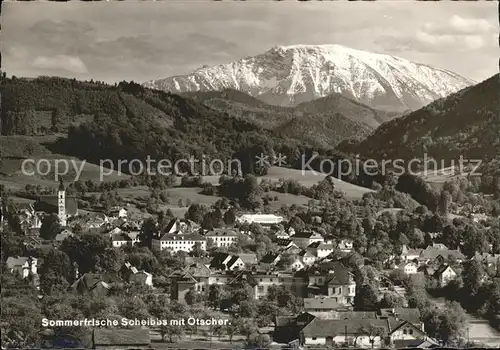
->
[4, 183, 500, 349]
[275, 307, 438, 348]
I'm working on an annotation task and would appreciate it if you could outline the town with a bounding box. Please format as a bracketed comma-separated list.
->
[2, 170, 500, 349]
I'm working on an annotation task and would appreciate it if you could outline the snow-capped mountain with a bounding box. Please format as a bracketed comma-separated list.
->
[143, 44, 474, 111]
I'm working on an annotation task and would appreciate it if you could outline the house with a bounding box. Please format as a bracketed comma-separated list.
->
[400, 245, 422, 262]
[162, 218, 199, 235]
[205, 228, 239, 248]
[55, 229, 73, 243]
[6, 256, 38, 278]
[472, 252, 500, 269]
[299, 318, 391, 347]
[229, 271, 306, 300]
[129, 270, 153, 287]
[433, 264, 457, 287]
[111, 232, 133, 247]
[298, 250, 317, 266]
[292, 231, 324, 249]
[403, 262, 418, 275]
[71, 273, 112, 297]
[388, 320, 428, 345]
[210, 253, 245, 271]
[337, 239, 353, 253]
[169, 262, 211, 302]
[379, 308, 424, 332]
[307, 262, 356, 305]
[308, 242, 335, 259]
[122, 262, 153, 287]
[275, 229, 290, 239]
[304, 298, 340, 312]
[152, 233, 206, 252]
[418, 245, 465, 265]
[259, 252, 281, 268]
[109, 207, 128, 219]
[93, 328, 150, 350]
[290, 257, 306, 271]
[238, 253, 258, 266]
[274, 312, 317, 344]
[237, 213, 284, 225]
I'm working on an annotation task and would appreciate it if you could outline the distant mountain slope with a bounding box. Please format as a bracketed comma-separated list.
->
[295, 93, 401, 129]
[144, 44, 473, 112]
[338, 74, 500, 163]
[184, 89, 375, 147]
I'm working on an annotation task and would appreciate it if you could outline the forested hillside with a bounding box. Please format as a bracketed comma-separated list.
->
[185, 89, 377, 147]
[338, 74, 500, 164]
[0, 76, 390, 188]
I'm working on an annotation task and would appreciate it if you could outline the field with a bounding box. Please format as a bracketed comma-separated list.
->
[0, 135, 127, 190]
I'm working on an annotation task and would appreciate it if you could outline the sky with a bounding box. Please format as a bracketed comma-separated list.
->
[1, 1, 498, 84]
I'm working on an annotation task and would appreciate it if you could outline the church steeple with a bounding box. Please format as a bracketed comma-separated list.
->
[57, 179, 67, 226]
[58, 178, 65, 192]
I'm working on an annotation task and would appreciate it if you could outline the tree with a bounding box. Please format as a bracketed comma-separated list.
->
[38, 248, 73, 294]
[185, 203, 207, 224]
[379, 291, 406, 309]
[223, 208, 236, 226]
[24, 143, 35, 157]
[354, 284, 379, 311]
[360, 325, 388, 348]
[439, 190, 452, 215]
[61, 233, 119, 274]
[139, 217, 157, 248]
[40, 214, 62, 240]
[461, 260, 486, 296]
[438, 301, 467, 345]
[207, 285, 223, 309]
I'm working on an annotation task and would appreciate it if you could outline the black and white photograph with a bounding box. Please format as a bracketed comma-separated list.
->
[0, 1, 499, 349]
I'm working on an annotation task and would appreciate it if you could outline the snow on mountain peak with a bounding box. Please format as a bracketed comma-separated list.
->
[143, 44, 474, 111]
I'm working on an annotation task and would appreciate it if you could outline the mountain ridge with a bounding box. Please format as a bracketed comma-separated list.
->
[144, 44, 474, 112]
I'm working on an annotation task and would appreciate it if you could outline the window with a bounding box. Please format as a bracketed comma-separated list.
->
[409, 329, 413, 335]
[312, 337, 317, 340]
[403, 329, 407, 335]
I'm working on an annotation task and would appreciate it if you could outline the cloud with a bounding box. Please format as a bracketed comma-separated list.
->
[376, 14, 495, 54]
[423, 15, 495, 36]
[32, 55, 88, 74]
[415, 31, 486, 50]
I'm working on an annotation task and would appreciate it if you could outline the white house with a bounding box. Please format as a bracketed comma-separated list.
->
[109, 208, 128, 219]
[337, 239, 353, 253]
[300, 319, 390, 347]
[111, 232, 134, 248]
[6, 256, 38, 279]
[434, 265, 457, 287]
[316, 243, 335, 259]
[123, 262, 153, 287]
[403, 262, 418, 275]
[299, 250, 317, 266]
[205, 229, 239, 248]
[237, 214, 284, 225]
[152, 233, 206, 253]
[290, 257, 306, 271]
[129, 270, 153, 287]
[292, 232, 324, 249]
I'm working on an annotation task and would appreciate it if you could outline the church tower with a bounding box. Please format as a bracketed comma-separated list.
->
[57, 179, 67, 226]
